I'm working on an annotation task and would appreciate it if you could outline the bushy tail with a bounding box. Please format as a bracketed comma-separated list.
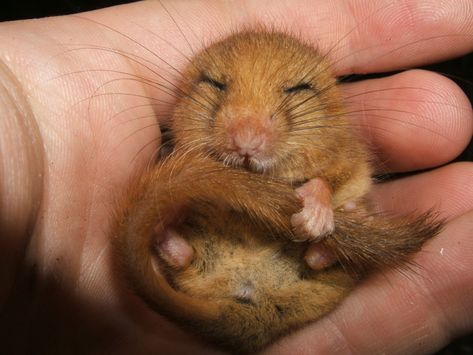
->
[330, 209, 443, 276]
[112, 152, 300, 322]
[113, 151, 442, 321]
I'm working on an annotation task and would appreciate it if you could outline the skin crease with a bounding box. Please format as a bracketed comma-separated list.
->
[0, 0, 472, 354]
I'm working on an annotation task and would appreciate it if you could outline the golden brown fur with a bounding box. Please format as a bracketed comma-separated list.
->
[172, 31, 372, 207]
[113, 152, 354, 353]
[113, 153, 440, 353]
[113, 31, 442, 353]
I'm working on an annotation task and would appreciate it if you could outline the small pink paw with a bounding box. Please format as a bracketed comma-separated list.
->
[304, 243, 337, 270]
[291, 202, 334, 241]
[291, 178, 335, 242]
[155, 227, 194, 270]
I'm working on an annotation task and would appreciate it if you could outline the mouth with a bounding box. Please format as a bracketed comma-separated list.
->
[223, 152, 268, 172]
[242, 156, 252, 170]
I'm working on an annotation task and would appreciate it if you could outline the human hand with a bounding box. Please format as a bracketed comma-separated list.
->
[0, 0, 472, 353]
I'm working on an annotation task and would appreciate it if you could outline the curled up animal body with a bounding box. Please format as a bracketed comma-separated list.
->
[113, 31, 442, 353]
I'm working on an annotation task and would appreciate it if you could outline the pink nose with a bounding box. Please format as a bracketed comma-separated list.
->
[232, 132, 265, 157]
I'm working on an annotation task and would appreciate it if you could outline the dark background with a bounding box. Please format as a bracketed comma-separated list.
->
[1, 0, 472, 354]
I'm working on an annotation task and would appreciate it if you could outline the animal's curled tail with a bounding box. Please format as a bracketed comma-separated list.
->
[112, 152, 300, 322]
[330, 208, 443, 276]
[113, 151, 442, 322]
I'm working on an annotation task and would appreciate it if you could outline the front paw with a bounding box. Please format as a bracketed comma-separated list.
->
[290, 177, 335, 242]
[291, 201, 335, 242]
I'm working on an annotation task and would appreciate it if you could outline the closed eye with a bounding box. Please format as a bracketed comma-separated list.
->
[200, 75, 227, 91]
[283, 83, 312, 94]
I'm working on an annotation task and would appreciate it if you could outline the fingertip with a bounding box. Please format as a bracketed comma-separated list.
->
[370, 162, 473, 221]
[342, 69, 473, 172]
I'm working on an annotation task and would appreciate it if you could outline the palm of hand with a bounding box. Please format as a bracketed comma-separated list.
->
[1, 1, 472, 354]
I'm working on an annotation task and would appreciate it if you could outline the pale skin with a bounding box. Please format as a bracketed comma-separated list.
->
[1, 0, 473, 353]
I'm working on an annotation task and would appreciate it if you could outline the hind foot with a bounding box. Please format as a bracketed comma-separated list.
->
[154, 227, 194, 270]
[304, 243, 337, 270]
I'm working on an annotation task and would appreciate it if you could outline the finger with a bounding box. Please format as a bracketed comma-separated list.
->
[112, 0, 473, 75]
[369, 162, 473, 221]
[298, 0, 473, 75]
[81, 0, 473, 81]
[264, 209, 473, 354]
[340, 70, 473, 173]
[240, 0, 473, 74]
[76, 2, 471, 167]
